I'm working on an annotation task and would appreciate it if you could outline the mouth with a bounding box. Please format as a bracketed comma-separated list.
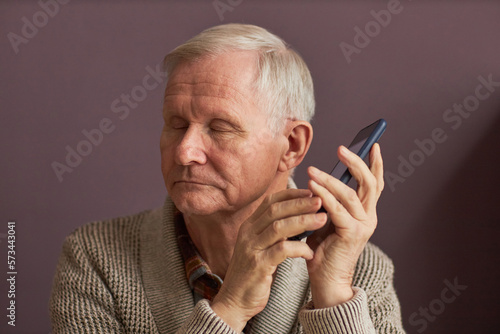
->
[170, 172, 225, 190]
[174, 180, 212, 187]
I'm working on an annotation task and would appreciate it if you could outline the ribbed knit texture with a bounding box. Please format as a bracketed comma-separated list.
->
[49, 196, 405, 333]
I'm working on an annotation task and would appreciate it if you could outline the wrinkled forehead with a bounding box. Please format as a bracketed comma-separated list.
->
[165, 72, 250, 101]
[164, 51, 260, 107]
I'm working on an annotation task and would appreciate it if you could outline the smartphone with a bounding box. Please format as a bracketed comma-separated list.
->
[289, 119, 387, 241]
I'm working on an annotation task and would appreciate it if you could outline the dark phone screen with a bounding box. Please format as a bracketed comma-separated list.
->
[329, 123, 376, 180]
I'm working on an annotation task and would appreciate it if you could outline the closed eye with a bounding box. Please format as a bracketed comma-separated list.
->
[167, 116, 189, 130]
[209, 118, 243, 133]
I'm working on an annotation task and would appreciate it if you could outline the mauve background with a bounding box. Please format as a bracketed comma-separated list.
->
[1, 0, 499, 333]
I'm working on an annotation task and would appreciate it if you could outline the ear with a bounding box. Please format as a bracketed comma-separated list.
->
[278, 120, 313, 172]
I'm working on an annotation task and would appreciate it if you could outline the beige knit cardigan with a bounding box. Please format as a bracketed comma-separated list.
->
[49, 196, 405, 333]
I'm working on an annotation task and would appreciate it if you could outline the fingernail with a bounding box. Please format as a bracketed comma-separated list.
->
[340, 145, 349, 154]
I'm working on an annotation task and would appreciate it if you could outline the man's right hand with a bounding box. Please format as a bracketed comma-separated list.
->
[210, 189, 328, 332]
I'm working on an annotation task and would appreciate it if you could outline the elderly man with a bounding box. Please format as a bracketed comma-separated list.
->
[50, 24, 404, 333]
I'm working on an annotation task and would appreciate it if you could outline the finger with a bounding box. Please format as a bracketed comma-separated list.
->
[308, 179, 365, 226]
[252, 193, 322, 234]
[337, 145, 379, 211]
[251, 188, 313, 222]
[307, 166, 366, 221]
[256, 212, 327, 248]
[369, 143, 384, 196]
[265, 240, 314, 266]
[267, 188, 314, 204]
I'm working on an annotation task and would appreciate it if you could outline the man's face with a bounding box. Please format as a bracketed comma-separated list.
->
[161, 51, 287, 217]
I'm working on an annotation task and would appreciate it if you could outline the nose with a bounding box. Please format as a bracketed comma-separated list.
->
[175, 125, 208, 166]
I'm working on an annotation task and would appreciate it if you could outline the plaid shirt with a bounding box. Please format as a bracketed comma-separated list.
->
[174, 211, 224, 304]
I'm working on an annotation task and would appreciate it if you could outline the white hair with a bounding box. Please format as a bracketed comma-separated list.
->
[163, 23, 315, 134]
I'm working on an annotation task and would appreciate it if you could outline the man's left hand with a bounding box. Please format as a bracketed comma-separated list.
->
[305, 143, 384, 308]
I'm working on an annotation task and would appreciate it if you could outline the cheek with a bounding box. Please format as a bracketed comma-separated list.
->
[221, 136, 281, 191]
[249, 134, 285, 178]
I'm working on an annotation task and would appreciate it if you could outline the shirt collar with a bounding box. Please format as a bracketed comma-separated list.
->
[174, 210, 223, 303]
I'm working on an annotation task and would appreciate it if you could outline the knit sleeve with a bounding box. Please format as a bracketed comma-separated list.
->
[49, 227, 126, 334]
[299, 288, 375, 334]
[360, 244, 405, 333]
[176, 299, 241, 334]
[298, 243, 405, 334]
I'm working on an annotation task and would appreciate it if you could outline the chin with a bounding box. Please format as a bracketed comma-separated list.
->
[175, 204, 219, 216]
[170, 191, 225, 217]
